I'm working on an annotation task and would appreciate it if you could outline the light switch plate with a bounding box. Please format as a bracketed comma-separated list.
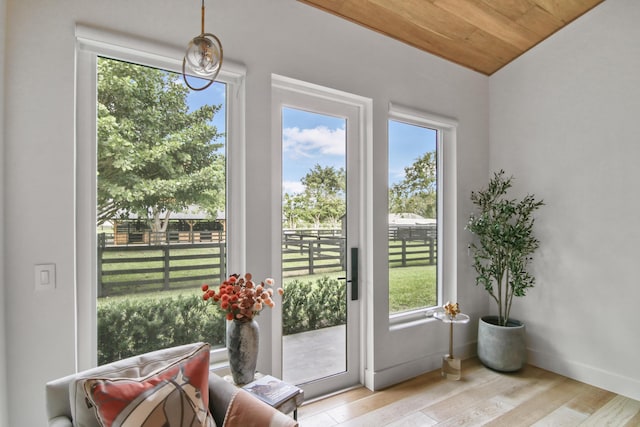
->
[35, 264, 56, 291]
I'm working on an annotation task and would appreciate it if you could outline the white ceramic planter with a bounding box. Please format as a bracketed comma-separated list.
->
[477, 315, 526, 372]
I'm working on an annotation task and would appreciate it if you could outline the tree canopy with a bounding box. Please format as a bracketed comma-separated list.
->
[97, 58, 225, 232]
[389, 151, 437, 219]
[283, 164, 345, 229]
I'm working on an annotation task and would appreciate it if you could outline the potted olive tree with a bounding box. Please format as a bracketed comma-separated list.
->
[467, 170, 543, 371]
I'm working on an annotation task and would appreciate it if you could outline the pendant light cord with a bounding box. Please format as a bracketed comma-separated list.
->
[201, 0, 206, 35]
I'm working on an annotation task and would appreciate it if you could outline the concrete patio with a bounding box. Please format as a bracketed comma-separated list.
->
[282, 325, 346, 385]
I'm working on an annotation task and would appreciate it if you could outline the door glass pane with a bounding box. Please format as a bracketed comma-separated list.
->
[281, 107, 347, 384]
[96, 57, 227, 364]
[388, 120, 438, 314]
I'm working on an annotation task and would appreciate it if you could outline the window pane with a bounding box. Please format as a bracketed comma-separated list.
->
[96, 57, 227, 364]
[281, 107, 348, 384]
[388, 120, 438, 314]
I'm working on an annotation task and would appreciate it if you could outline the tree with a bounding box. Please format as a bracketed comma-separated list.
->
[466, 170, 544, 326]
[300, 164, 346, 228]
[282, 193, 309, 229]
[97, 58, 225, 233]
[389, 151, 437, 218]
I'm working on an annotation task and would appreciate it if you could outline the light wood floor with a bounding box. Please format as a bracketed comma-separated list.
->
[297, 358, 640, 426]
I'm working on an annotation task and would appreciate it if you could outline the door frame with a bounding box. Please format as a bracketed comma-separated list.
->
[270, 74, 373, 399]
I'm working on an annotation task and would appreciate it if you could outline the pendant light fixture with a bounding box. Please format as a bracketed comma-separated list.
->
[182, 0, 223, 91]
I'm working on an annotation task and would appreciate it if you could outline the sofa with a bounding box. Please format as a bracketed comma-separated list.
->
[45, 342, 298, 427]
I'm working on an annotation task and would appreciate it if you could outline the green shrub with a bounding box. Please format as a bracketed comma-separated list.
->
[98, 275, 347, 365]
[282, 276, 346, 334]
[97, 294, 225, 365]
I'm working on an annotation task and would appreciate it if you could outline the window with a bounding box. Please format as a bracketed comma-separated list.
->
[388, 120, 439, 314]
[387, 103, 457, 320]
[76, 26, 245, 369]
[95, 57, 227, 365]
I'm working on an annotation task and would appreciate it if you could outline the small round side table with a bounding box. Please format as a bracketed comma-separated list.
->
[434, 311, 470, 380]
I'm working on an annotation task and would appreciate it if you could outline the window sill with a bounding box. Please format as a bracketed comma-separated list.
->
[389, 307, 439, 331]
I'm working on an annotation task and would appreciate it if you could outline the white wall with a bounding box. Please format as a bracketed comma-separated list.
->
[4, 0, 488, 424]
[490, 0, 640, 400]
[0, 0, 8, 425]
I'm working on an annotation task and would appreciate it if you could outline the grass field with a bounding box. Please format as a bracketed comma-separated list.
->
[99, 236, 434, 293]
[98, 263, 437, 314]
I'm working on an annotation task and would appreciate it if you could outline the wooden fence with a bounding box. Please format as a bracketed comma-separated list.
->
[97, 226, 437, 296]
[98, 242, 226, 297]
[282, 236, 346, 276]
[389, 237, 436, 267]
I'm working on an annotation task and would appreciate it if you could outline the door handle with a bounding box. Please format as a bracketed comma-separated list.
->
[338, 247, 359, 301]
[350, 247, 358, 300]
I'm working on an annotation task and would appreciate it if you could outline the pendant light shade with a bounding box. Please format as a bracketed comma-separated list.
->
[183, 0, 223, 91]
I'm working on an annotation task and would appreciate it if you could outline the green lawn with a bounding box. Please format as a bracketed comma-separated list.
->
[100, 237, 436, 306]
[99, 261, 437, 314]
[283, 265, 436, 313]
[389, 265, 437, 312]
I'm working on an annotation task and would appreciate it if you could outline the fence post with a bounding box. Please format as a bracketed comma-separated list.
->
[401, 239, 407, 267]
[429, 238, 435, 265]
[308, 243, 314, 275]
[97, 233, 105, 297]
[219, 243, 226, 282]
[163, 246, 170, 290]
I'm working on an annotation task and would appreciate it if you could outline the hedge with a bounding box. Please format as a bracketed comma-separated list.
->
[97, 275, 346, 365]
[97, 294, 225, 365]
[282, 276, 346, 334]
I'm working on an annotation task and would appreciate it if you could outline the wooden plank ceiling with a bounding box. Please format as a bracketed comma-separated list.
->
[298, 0, 605, 75]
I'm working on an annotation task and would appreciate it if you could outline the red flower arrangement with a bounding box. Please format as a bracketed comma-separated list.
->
[202, 273, 284, 321]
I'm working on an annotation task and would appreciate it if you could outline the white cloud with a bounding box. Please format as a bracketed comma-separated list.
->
[283, 126, 345, 158]
[283, 180, 305, 195]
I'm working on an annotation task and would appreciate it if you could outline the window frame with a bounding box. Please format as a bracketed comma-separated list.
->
[75, 25, 246, 370]
[387, 103, 458, 326]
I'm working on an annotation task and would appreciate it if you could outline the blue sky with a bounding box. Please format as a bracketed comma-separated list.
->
[281, 110, 438, 194]
[388, 120, 437, 187]
[187, 82, 437, 194]
[282, 107, 346, 194]
[186, 80, 227, 147]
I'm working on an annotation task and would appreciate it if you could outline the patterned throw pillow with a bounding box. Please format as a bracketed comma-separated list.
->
[82, 344, 215, 427]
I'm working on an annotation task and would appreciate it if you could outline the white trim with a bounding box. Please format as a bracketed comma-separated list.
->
[272, 74, 371, 108]
[75, 49, 98, 370]
[388, 102, 459, 129]
[367, 341, 475, 390]
[76, 24, 247, 79]
[528, 348, 640, 401]
[74, 25, 246, 370]
[387, 102, 458, 325]
[0, 0, 7, 423]
[271, 74, 373, 399]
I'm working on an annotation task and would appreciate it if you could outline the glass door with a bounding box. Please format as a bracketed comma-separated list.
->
[273, 80, 362, 399]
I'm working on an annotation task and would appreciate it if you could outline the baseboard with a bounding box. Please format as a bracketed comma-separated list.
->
[365, 342, 475, 391]
[527, 348, 640, 401]
[364, 343, 640, 401]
